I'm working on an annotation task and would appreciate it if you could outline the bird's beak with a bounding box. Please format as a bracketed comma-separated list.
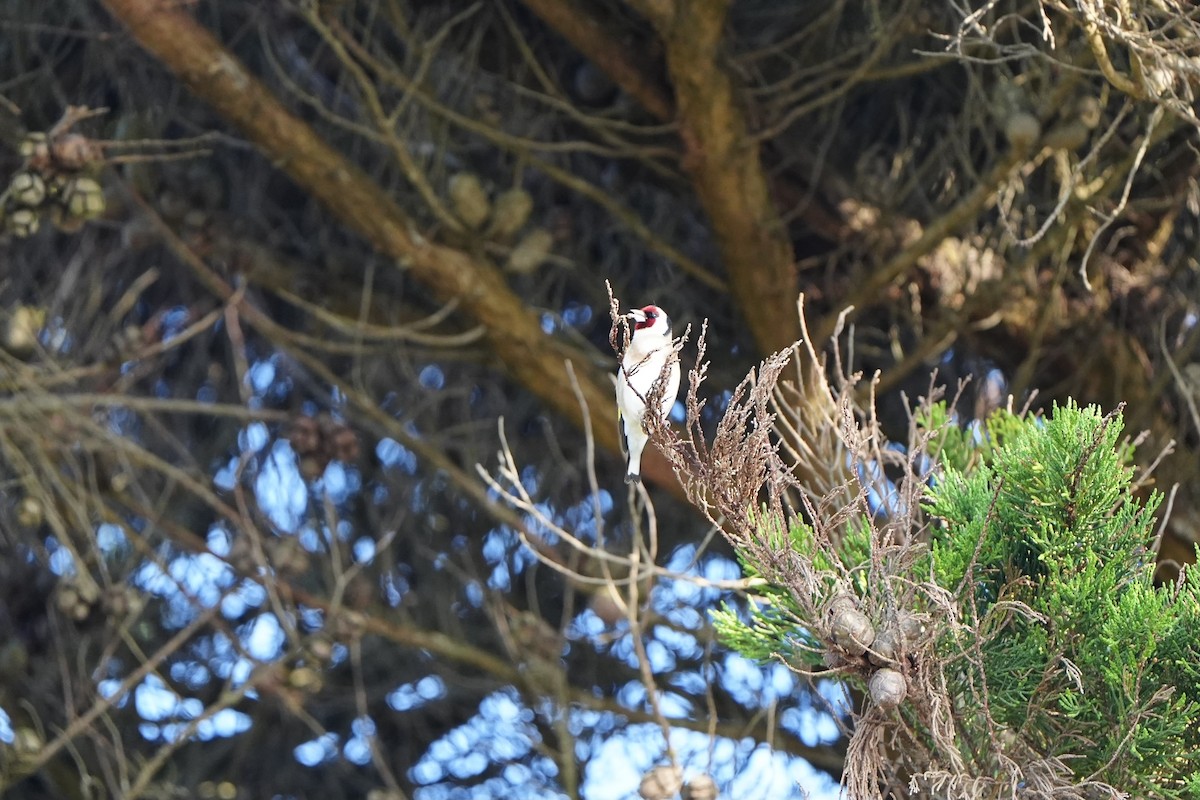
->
[627, 309, 646, 323]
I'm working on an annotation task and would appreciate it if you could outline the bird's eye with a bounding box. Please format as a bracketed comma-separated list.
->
[646, 310, 657, 319]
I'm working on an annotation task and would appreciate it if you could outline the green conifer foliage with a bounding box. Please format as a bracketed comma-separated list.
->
[714, 401, 1200, 798]
[925, 402, 1199, 797]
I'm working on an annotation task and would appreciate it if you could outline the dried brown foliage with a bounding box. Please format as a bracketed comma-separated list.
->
[626, 306, 1171, 797]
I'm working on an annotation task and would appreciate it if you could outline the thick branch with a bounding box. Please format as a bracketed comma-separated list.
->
[98, 0, 681, 490]
[635, 0, 800, 353]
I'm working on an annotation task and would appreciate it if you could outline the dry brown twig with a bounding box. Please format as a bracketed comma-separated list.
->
[21, 105, 215, 169]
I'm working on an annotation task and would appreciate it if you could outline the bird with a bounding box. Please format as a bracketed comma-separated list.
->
[616, 304, 681, 484]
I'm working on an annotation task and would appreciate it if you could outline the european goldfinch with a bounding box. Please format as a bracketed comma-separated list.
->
[615, 305, 680, 483]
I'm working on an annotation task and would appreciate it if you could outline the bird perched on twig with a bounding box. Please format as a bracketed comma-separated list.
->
[616, 305, 681, 484]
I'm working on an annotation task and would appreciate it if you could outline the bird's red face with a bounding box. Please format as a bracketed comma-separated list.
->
[630, 305, 667, 331]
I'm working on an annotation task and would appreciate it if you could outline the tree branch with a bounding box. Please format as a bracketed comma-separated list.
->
[632, 0, 800, 353]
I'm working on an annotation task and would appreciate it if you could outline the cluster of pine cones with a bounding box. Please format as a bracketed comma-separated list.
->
[3, 127, 106, 238]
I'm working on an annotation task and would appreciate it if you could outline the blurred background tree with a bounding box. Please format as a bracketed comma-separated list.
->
[0, 1, 1198, 798]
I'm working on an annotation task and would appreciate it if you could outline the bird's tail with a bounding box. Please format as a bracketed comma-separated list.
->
[624, 435, 646, 484]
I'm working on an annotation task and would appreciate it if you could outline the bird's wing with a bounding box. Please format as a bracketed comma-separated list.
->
[615, 368, 628, 457]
